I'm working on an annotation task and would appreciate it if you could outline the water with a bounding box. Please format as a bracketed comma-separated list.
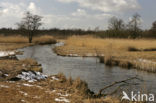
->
[17, 43, 156, 95]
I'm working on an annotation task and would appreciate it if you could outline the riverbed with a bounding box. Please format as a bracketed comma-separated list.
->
[17, 43, 156, 95]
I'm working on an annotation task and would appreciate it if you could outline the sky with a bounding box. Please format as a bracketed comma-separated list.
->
[0, 0, 155, 30]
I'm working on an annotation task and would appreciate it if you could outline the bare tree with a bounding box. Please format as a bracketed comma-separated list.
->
[108, 16, 125, 31]
[128, 13, 142, 38]
[151, 21, 156, 34]
[17, 12, 42, 43]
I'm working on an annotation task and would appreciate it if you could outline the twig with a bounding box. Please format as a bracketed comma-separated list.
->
[97, 76, 143, 96]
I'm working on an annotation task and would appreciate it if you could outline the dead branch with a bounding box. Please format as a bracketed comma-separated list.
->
[97, 76, 143, 96]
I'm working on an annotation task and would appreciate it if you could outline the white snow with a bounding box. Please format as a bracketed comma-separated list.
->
[51, 76, 59, 81]
[16, 71, 47, 82]
[138, 59, 156, 64]
[55, 97, 70, 103]
[19, 91, 28, 96]
[4, 74, 8, 77]
[52, 90, 56, 93]
[57, 93, 70, 97]
[55, 42, 64, 47]
[0, 85, 9, 88]
[23, 83, 34, 87]
[0, 51, 15, 57]
[21, 100, 25, 102]
[7, 81, 15, 83]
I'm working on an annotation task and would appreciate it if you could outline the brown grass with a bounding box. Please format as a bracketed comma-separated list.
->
[0, 59, 42, 81]
[0, 74, 123, 103]
[0, 35, 56, 50]
[0, 35, 56, 44]
[55, 35, 156, 55]
[0, 43, 32, 51]
[0, 36, 27, 43]
[54, 35, 156, 72]
[84, 96, 120, 103]
[33, 35, 57, 45]
[0, 57, 141, 103]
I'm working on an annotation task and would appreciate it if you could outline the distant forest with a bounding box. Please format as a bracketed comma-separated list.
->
[0, 13, 156, 39]
[0, 27, 155, 39]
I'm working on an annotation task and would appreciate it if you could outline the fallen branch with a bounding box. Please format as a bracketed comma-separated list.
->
[97, 76, 143, 96]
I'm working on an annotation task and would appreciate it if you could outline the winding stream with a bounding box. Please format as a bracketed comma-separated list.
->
[17, 43, 156, 95]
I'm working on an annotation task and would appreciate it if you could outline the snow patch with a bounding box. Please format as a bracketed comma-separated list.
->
[7, 81, 15, 83]
[57, 93, 70, 97]
[23, 83, 34, 87]
[19, 91, 28, 96]
[21, 100, 25, 102]
[51, 76, 59, 81]
[4, 74, 9, 77]
[55, 97, 70, 103]
[52, 90, 56, 93]
[0, 51, 15, 57]
[16, 71, 47, 82]
[0, 85, 9, 88]
[55, 42, 64, 47]
[138, 59, 156, 64]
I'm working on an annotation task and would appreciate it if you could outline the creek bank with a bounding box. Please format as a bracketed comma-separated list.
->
[0, 70, 102, 103]
[99, 56, 156, 73]
[54, 43, 156, 73]
[0, 50, 106, 103]
[16, 43, 156, 102]
[54, 47, 156, 73]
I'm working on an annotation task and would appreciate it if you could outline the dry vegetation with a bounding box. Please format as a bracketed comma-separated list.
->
[0, 35, 149, 102]
[0, 58, 42, 81]
[33, 35, 57, 45]
[0, 70, 122, 103]
[54, 35, 156, 72]
[0, 35, 56, 50]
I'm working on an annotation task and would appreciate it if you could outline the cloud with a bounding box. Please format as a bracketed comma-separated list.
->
[0, 2, 41, 28]
[57, 0, 140, 13]
[72, 9, 86, 17]
[0, 1, 136, 30]
[42, 8, 112, 29]
[27, 2, 41, 14]
[0, 1, 112, 29]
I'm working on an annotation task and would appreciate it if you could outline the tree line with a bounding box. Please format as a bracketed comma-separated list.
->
[97, 13, 156, 38]
[0, 12, 155, 43]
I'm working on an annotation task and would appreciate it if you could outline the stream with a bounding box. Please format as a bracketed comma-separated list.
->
[17, 43, 156, 95]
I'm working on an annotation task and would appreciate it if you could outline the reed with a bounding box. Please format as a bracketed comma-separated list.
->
[55, 35, 156, 72]
[33, 35, 57, 45]
[0, 35, 56, 50]
[0, 35, 56, 44]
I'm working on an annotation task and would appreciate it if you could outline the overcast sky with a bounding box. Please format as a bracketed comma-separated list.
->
[0, 0, 155, 30]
